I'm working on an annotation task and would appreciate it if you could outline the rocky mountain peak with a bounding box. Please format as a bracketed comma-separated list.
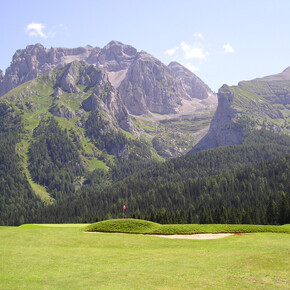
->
[168, 61, 216, 100]
[0, 41, 217, 118]
[12, 43, 46, 61]
[105, 40, 137, 56]
[97, 40, 137, 72]
[0, 43, 95, 96]
[118, 51, 187, 115]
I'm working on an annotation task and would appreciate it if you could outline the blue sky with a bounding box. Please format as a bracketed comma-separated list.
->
[1, 0, 290, 91]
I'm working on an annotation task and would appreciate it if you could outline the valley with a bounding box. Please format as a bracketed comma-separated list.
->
[1, 2, 290, 289]
[0, 41, 289, 227]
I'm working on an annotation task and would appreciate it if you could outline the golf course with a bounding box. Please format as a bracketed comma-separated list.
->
[1, 220, 289, 289]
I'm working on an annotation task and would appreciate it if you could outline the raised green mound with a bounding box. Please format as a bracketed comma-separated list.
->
[85, 219, 290, 234]
[151, 224, 290, 234]
[85, 219, 160, 234]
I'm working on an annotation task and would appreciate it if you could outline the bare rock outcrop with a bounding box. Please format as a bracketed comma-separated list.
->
[190, 85, 244, 153]
[118, 52, 185, 115]
[96, 40, 137, 72]
[168, 61, 215, 100]
[52, 61, 135, 133]
[190, 69, 290, 153]
[0, 43, 95, 96]
[49, 103, 76, 119]
[0, 70, 3, 82]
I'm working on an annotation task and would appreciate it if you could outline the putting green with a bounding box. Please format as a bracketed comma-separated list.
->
[0, 224, 289, 289]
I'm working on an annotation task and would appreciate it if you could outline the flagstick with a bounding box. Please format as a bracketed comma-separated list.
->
[123, 204, 126, 218]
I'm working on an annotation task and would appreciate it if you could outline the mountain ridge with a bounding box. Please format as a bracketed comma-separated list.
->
[190, 69, 290, 153]
[0, 41, 216, 117]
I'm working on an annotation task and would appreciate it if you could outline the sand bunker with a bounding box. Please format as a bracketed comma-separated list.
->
[85, 232, 234, 240]
[150, 233, 234, 240]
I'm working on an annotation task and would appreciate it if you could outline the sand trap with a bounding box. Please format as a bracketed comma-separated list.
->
[85, 232, 235, 240]
[150, 233, 234, 240]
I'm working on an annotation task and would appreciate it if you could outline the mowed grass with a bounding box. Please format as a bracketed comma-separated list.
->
[86, 218, 290, 234]
[0, 224, 289, 289]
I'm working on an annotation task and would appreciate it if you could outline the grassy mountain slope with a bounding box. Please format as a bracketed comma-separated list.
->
[191, 69, 290, 153]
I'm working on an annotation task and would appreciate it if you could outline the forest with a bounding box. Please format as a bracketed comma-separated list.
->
[38, 151, 290, 226]
[0, 103, 42, 225]
[0, 105, 289, 226]
[29, 117, 84, 200]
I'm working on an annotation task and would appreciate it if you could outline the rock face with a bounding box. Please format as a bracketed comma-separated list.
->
[118, 52, 186, 115]
[190, 69, 290, 153]
[0, 70, 3, 82]
[96, 41, 137, 72]
[52, 60, 134, 133]
[0, 41, 215, 116]
[49, 103, 76, 119]
[0, 43, 94, 96]
[168, 61, 214, 100]
[190, 85, 244, 153]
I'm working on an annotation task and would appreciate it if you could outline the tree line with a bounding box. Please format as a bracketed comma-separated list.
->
[37, 150, 290, 225]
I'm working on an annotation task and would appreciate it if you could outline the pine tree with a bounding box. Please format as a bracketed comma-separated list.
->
[277, 192, 290, 225]
[266, 195, 277, 224]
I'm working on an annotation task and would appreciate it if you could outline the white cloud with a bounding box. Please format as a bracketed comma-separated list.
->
[25, 22, 47, 38]
[194, 32, 203, 39]
[223, 43, 234, 54]
[180, 41, 207, 60]
[165, 47, 178, 56]
[182, 63, 200, 72]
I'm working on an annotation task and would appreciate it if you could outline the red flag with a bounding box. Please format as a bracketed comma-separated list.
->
[123, 205, 127, 210]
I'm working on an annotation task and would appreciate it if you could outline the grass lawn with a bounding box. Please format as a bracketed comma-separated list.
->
[0, 224, 289, 289]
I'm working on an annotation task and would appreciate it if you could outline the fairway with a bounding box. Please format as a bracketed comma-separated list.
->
[0, 224, 289, 289]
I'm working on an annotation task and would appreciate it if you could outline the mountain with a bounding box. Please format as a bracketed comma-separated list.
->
[0, 41, 217, 157]
[0, 39, 218, 224]
[0, 44, 96, 96]
[0, 41, 216, 116]
[1, 41, 289, 226]
[190, 68, 290, 153]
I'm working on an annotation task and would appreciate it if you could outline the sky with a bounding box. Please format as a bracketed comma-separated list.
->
[1, 0, 290, 91]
